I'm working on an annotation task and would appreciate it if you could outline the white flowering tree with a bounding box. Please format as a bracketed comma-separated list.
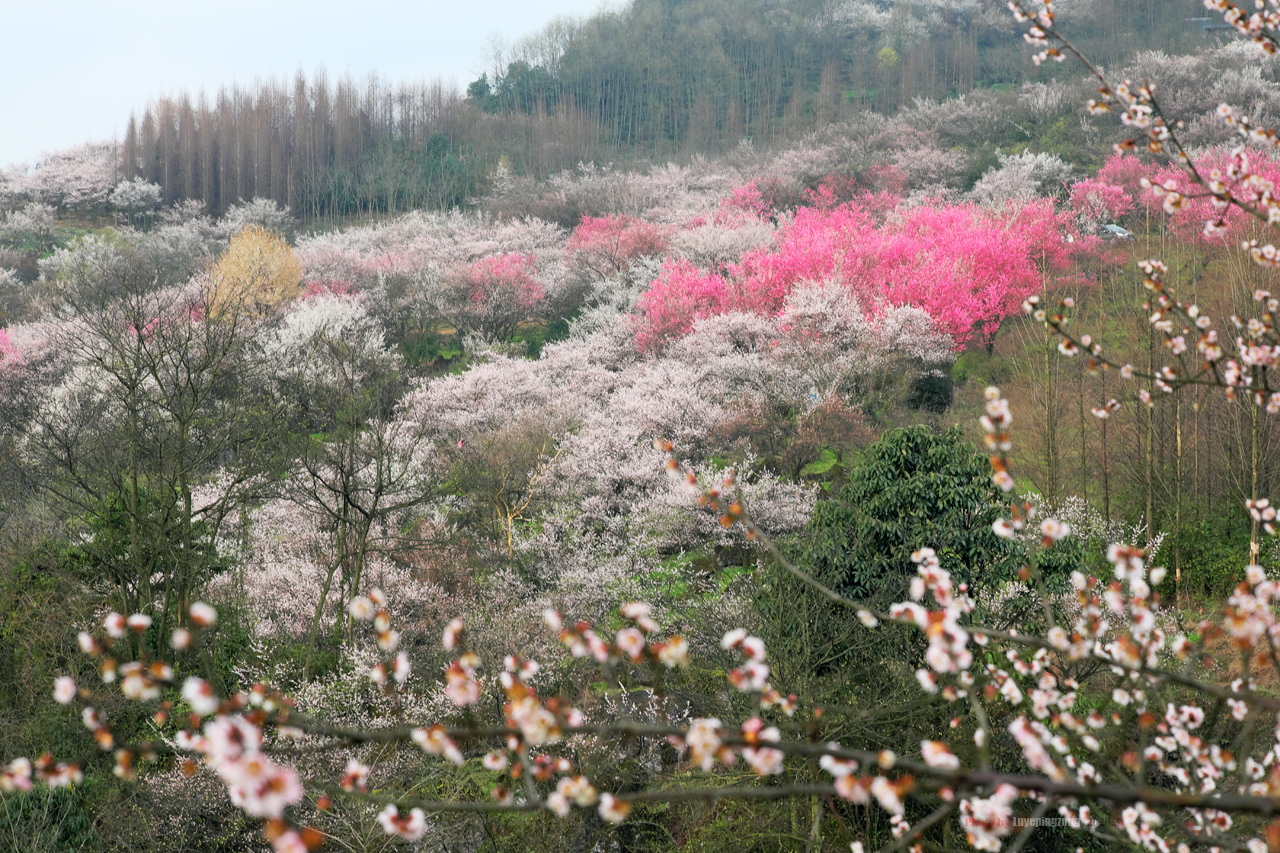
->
[20, 373, 1280, 852]
[0, 202, 57, 255]
[265, 292, 440, 664]
[4, 143, 120, 216]
[108, 178, 163, 228]
[14, 245, 291, 645]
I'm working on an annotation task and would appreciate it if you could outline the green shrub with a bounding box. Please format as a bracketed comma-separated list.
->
[805, 425, 1019, 604]
[1154, 508, 1272, 598]
[0, 786, 98, 852]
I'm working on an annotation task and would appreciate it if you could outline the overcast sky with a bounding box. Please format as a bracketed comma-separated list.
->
[0, 0, 613, 169]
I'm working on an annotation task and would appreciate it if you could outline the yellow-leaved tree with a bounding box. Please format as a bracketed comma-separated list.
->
[208, 225, 302, 315]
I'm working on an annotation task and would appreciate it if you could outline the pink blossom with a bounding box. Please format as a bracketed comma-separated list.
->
[683, 718, 725, 770]
[633, 258, 728, 352]
[411, 726, 464, 764]
[182, 678, 219, 716]
[1, 758, 33, 793]
[615, 627, 646, 660]
[566, 214, 670, 278]
[377, 804, 427, 841]
[445, 252, 545, 341]
[636, 196, 1085, 352]
[717, 181, 773, 223]
[340, 758, 370, 792]
[1149, 148, 1280, 244]
[222, 755, 303, 818]
[0, 329, 17, 365]
[598, 793, 630, 823]
[442, 618, 465, 650]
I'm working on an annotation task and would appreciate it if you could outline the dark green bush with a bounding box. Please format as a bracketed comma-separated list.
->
[805, 425, 1020, 604]
[1153, 508, 1273, 598]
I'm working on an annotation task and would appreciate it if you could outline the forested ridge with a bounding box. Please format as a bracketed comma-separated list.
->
[2, 0, 1280, 851]
[110, 0, 1204, 222]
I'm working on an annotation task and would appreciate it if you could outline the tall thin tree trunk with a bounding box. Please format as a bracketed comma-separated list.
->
[1251, 399, 1260, 563]
[1146, 324, 1156, 546]
[1079, 366, 1087, 502]
[1175, 391, 1183, 602]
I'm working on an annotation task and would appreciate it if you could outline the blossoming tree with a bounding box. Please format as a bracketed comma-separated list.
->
[635, 196, 1087, 355]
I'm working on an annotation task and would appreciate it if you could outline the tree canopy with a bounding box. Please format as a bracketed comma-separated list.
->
[806, 425, 1018, 602]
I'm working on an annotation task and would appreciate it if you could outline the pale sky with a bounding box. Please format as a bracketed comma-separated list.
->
[0, 0, 613, 168]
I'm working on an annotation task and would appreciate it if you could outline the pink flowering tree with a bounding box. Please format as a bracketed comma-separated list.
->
[1068, 153, 1148, 234]
[633, 258, 728, 352]
[1069, 175, 1135, 234]
[717, 180, 774, 223]
[295, 213, 569, 352]
[13, 8, 1280, 853]
[564, 214, 671, 280]
[1147, 148, 1280, 246]
[1093, 153, 1150, 204]
[882, 199, 1084, 353]
[15, 203, 1280, 853]
[0, 327, 16, 364]
[437, 252, 545, 343]
[638, 196, 1086, 355]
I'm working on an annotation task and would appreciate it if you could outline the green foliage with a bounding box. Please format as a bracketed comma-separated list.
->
[0, 547, 99, 758]
[0, 786, 98, 852]
[634, 550, 751, 625]
[906, 372, 954, 414]
[649, 553, 699, 602]
[515, 316, 572, 358]
[798, 448, 839, 478]
[671, 795, 831, 851]
[400, 328, 463, 370]
[951, 349, 1015, 389]
[962, 144, 1002, 191]
[63, 487, 228, 632]
[65, 488, 178, 583]
[1035, 534, 1086, 591]
[467, 73, 501, 113]
[1154, 508, 1273, 598]
[263, 639, 345, 691]
[1036, 115, 1095, 168]
[492, 61, 561, 115]
[196, 600, 255, 695]
[805, 425, 1018, 604]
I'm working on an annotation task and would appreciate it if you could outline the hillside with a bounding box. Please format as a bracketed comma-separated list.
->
[101, 0, 1213, 222]
[2, 2, 1280, 852]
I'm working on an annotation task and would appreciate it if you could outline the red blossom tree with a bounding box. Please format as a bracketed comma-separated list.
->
[633, 258, 728, 352]
[1069, 173, 1137, 233]
[0, 327, 16, 364]
[636, 197, 1088, 354]
[1149, 147, 1280, 245]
